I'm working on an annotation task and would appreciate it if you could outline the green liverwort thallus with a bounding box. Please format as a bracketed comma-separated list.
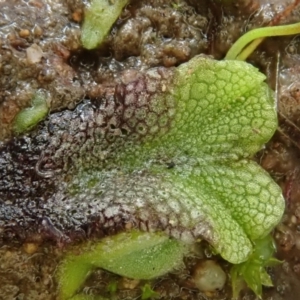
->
[58, 4, 300, 298]
[57, 55, 284, 299]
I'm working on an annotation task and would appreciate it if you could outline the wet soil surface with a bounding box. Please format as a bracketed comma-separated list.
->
[1, 0, 300, 299]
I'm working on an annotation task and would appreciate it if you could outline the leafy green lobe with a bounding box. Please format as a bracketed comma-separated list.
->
[58, 231, 186, 299]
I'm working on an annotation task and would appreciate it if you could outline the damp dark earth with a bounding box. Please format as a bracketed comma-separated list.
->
[1, 0, 300, 299]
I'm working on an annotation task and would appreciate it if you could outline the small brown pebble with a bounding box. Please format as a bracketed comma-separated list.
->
[23, 242, 39, 254]
[119, 277, 140, 289]
[204, 291, 215, 297]
[4, 251, 12, 259]
[72, 9, 83, 22]
[28, 0, 43, 9]
[291, 215, 297, 224]
[192, 260, 226, 292]
[26, 43, 43, 64]
[19, 29, 30, 38]
[7, 32, 17, 42]
[33, 25, 43, 37]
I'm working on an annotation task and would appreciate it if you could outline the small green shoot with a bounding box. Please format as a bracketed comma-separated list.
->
[81, 0, 129, 49]
[141, 284, 159, 300]
[13, 90, 49, 134]
[225, 22, 300, 60]
[230, 235, 281, 299]
[106, 280, 118, 294]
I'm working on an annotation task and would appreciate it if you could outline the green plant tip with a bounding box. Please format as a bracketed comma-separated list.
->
[225, 21, 300, 60]
[81, 0, 129, 49]
[141, 284, 159, 300]
[13, 90, 49, 134]
[231, 235, 281, 299]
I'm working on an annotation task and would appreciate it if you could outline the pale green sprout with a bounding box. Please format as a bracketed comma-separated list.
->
[225, 21, 300, 60]
[141, 283, 159, 299]
[13, 90, 49, 134]
[231, 235, 281, 299]
[81, 0, 129, 49]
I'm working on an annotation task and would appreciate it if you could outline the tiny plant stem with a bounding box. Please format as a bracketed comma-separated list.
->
[236, 37, 264, 61]
[225, 22, 300, 61]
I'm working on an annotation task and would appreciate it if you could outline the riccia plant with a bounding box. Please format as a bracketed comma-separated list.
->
[56, 53, 283, 299]
[53, 4, 300, 299]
